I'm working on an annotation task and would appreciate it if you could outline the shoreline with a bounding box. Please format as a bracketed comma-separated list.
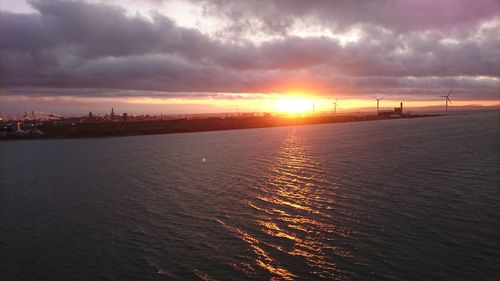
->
[0, 114, 441, 141]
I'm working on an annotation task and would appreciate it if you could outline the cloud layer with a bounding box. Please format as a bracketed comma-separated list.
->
[1, 0, 499, 100]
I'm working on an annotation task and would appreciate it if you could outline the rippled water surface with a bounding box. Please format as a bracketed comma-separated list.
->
[1, 112, 499, 280]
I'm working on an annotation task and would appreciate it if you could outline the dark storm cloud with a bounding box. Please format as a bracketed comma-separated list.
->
[0, 0, 214, 60]
[0, 0, 499, 99]
[196, 0, 500, 35]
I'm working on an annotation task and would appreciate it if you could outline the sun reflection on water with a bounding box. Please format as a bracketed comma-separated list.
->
[217, 219, 297, 280]
[218, 129, 353, 280]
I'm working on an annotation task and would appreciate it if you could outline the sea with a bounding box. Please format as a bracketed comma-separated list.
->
[1, 111, 499, 281]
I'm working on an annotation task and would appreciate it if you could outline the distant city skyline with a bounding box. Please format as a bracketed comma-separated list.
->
[1, 0, 499, 115]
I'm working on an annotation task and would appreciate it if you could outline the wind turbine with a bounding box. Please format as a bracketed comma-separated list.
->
[440, 89, 453, 115]
[373, 96, 384, 114]
[332, 99, 337, 116]
[312, 101, 315, 117]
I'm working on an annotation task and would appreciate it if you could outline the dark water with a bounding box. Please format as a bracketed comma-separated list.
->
[1, 112, 499, 281]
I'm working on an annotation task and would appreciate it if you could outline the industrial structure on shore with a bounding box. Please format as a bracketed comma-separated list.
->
[378, 102, 404, 116]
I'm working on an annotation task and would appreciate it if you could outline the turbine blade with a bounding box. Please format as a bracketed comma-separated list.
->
[448, 88, 454, 96]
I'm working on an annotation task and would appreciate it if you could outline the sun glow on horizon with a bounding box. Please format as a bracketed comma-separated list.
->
[274, 96, 315, 114]
[118, 95, 500, 115]
[4, 94, 498, 117]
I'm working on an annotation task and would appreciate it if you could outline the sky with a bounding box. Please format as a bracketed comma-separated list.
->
[1, 0, 499, 116]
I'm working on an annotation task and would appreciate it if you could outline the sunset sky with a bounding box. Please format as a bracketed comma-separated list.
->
[1, 0, 499, 116]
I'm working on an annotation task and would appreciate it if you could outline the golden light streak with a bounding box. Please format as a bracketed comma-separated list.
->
[62, 95, 500, 115]
[121, 96, 500, 116]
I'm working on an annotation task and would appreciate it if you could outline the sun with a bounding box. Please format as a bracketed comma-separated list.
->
[274, 96, 314, 114]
